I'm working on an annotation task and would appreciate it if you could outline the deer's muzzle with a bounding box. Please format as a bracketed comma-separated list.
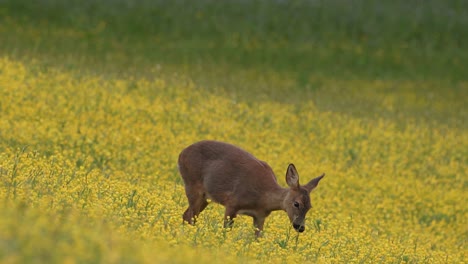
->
[293, 223, 305, 232]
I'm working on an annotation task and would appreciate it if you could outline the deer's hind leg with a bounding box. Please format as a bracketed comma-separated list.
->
[182, 184, 208, 225]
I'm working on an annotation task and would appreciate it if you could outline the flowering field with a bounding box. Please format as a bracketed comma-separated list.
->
[1, 1, 467, 263]
[1, 56, 466, 263]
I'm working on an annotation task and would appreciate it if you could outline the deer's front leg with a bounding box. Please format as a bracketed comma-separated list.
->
[224, 207, 237, 228]
[253, 216, 266, 238]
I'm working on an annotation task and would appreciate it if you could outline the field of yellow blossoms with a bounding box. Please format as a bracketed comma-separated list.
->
[0, 56, 466, 263]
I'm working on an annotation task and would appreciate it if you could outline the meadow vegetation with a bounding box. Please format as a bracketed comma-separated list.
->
[0, 0, 466, 263]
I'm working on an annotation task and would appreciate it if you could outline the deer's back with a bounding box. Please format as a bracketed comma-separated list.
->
[178, 140, 278, 205]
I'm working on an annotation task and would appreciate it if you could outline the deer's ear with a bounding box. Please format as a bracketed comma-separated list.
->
[286, 164, 300, 189]
[305, 173, 325, 193]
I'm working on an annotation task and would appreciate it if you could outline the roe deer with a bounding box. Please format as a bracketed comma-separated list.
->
[178, 140, 325, 237]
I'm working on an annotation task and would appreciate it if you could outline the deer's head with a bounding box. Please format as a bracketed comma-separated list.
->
[283, 164, 324, 233]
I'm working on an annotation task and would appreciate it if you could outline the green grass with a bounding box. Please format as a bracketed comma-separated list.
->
[2, 0, 467, 78]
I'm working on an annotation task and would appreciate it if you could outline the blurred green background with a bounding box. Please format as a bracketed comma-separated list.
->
[1, 0, 466, 126]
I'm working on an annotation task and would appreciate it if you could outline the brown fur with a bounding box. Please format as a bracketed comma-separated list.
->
[178, 140, 325, 237]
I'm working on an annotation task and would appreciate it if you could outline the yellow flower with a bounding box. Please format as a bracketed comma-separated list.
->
[0, 56, 466, 263]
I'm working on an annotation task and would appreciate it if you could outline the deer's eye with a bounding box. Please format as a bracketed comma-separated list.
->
[293, 202, 300, 208]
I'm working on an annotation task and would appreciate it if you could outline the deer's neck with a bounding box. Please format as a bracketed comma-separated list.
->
[265, 186, 289, 212]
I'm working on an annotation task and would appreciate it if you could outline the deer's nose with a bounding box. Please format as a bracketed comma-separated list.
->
[293, 224, 305, 232]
